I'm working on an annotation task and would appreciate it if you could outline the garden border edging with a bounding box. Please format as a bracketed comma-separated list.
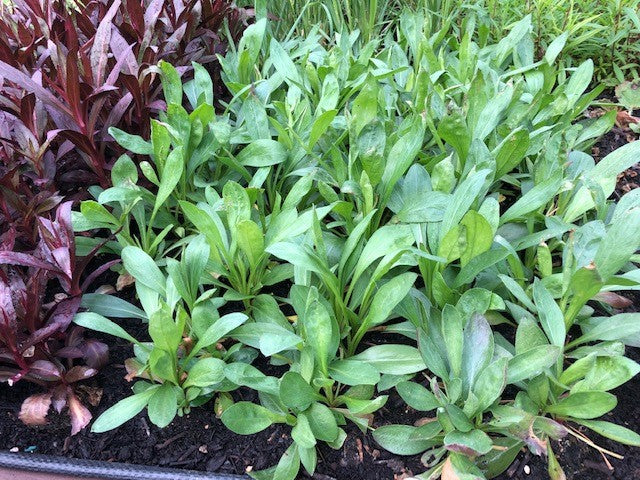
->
[0, 452, 247, 480]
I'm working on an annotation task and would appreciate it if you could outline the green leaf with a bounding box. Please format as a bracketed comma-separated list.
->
[351, 225, 414, 285]
[461, 314, 494, 396]
[149, 301, 182, 352]
[442, 305, 464, 379]
[291, 414, 316, 449]
[191, 312, 248, 356]
[564, 140, 640, 221]
[532, 279, 566, 347]
[279, 372, 318, 412]
[380, 116, 425, 201]
[546, 391, 617, 419]
[183, 358, 226, 388]
[159, 60, 182, 105]
[91, 387, 157, 432]
[500, 174, 561, 224]
[121, 246, 166, 295]
[351, 345, 426, 375]
[221, 402, 282, 434]
[309, 109, 337, 149]
[269, 39, 301, 85]
[439, 169, 491, 245]
[396, 381, 439, 411]
[373, 425, 439, 455]
[577, 419, 640, 446]
[223, 181, 251, 226]
[507, 345, 561, 383]
[74, 312, 140, 345]
[274, 443, 300, 480]
[459, 211, 494, 266]
[108, 127, 152, 155]
[438, 112, 470, 160]
[236, 220, 265, 269]
[444, 429, 493, 456]
[570, 313, 640, 348]
[494, 130, 530, 179]
[351, 78, 379, 136]
[362, 273, 417, 328]
[357, 120, 386, 186]
[236, 139, 288, 167]
[147, 384, 178, 428]
[154, 146, 184, 215]
[81, 294, 147, 320]
[477, 437, 523, 479]
[301, 291, 336, 376]
[231, 323, 302, 356]
[473, 357, 508, 412]
[594, 208, 640, 280]
[473, 84, 513, 140]
[545, 32, 568, 64]
[328, 360, 380, 386]
[304, 403, 339, 443]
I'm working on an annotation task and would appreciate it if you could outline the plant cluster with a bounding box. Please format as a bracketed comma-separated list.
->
[0, 202, 112, 434]
[0, 0, 246, 246]
[260, 0, 640, 85]
[0, 0, 246, 432]
[70, 10, 640, 480]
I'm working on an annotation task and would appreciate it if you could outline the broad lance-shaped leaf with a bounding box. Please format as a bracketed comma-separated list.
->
[236, 139, 288, 167]
[351, 344, 426, 375]
[74, 312, 140, 345]
[121, 246, 166, 295]
[280, 372, 319, 411]
[564, 140, 640, 221]
[301, 290, 338, 375]
[92, 387, 158, 433]
[444, 429, 493, 456]
[439, 169, 491, 246]
[153, 146, 184, 216]
[594, 207, 640, 280]
[532, 279, 565, 347]
[461, 314, 494, 396]
[147, 384, 177, 428]
[546, 391, 617, 419]
[183, 358, 225, 388]
[361, 272, 417, 328]
[507, 345, 561, 383]
[500, 173, 562, 224]
[108, 127, 152, 155]
[221, 401, 284, 435]
[568, 313, 640, 348]
[577, 419, 640, 446]
[189, 313, 248, 358]
[81, 294, 146, 320]
[373, 425, 440, 455]
[328, 360, 380, 386]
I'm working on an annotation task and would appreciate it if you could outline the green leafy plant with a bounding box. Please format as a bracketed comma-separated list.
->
[75, 243, 252, 431]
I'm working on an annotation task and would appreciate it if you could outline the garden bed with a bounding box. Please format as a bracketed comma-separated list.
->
[2, 130, 639, 480]
[3, 3, 640, 480]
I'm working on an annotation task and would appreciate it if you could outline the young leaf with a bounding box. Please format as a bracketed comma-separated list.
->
[546, 391, 617, 419]
[91, 387, 157, 433]
[221, 402, 281, 434]
[351, 345, 426, 375]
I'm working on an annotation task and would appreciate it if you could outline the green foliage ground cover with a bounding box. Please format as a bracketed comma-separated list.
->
[70, 10, 640, 479]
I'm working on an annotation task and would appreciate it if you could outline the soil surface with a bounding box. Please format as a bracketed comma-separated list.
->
[1, 124, 639, 480]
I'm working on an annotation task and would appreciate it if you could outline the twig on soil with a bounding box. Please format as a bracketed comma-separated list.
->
[155, 431, 187, 450]
[566, 425, 622, 464]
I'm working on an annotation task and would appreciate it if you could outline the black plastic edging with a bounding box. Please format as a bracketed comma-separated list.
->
[0, 451, 247, 480]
